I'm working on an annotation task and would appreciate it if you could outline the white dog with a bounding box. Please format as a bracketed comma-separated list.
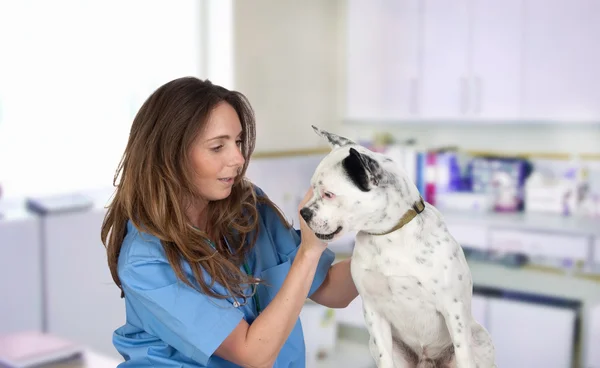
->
[300, 126, 496, 368]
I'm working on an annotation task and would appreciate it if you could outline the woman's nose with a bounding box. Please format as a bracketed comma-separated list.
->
[230, 146, 245, 167]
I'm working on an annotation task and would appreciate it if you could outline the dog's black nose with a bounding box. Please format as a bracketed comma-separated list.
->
[300, 207, 313, 223]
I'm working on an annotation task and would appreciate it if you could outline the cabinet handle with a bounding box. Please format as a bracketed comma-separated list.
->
[475, 76, 482, 115]
[409, 77, 419, 115]
[460, 76, 469, 114]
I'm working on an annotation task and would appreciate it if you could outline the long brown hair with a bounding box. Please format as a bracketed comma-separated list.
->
[101, 77, 290, 304]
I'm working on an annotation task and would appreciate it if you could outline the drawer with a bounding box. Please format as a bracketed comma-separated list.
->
[489, 229, 590, 261]
[446, 222, 489, 250]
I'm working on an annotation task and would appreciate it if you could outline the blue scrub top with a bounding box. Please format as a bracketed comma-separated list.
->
[112, 186, 336, 367]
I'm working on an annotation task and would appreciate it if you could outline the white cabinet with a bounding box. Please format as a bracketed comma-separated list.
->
[346, 0, 421, 120]
[417, 0, 524, 120]
[347, 0, 524, 121]
[419, 0, 470, 119]
[586, 303, 600, 368]
[487, 298, 577, 368]
[469, 0, 523, 120]
[471, 294, 489, 330]
[43, 208, 125, 359]
[345, 0, 600, 123]
[521, 0, 600, 122]
[0, 214, 43, 334]
[594, 236, 600, 264]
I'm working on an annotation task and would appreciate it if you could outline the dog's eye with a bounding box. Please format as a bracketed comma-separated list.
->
[323, 191, 335, 199]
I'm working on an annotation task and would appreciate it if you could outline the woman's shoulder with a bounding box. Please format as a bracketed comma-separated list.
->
[251, 184, 290, 227]
[118, 220, 168, 267]
[116, 220, 181, 290]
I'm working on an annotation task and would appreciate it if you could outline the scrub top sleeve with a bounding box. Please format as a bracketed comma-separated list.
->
[119, 259, 245, 366]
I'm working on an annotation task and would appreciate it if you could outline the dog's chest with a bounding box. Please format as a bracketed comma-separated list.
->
[350, 231, 461, 350]
[351, 231, 448, 291]
[352, 236, 442, 307]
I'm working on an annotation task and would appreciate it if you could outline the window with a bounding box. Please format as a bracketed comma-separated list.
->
[0, 0, 215, 200]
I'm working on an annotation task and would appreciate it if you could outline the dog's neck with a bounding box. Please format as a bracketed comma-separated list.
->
[367, 196, 426, 236]
[358, 166, 426, 235]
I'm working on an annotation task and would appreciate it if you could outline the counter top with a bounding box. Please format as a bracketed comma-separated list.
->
[469, 260, 600, 303]
[442, 208, 600, 237]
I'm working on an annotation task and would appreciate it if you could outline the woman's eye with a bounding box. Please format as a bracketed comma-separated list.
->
[211, 145, 223, 152]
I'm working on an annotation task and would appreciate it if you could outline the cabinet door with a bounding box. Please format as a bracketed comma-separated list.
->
[345, 0, 421, 121]
[470, 0, 523, 120]
[0, 216, 43, 334]
[44, 209, 125, 360]
[471, 294, 489, 330]
[521, 0, 600, 122]
[488, 298, 576, 368]
[586, 303, 600, 367]
[420, 0, 470, 119]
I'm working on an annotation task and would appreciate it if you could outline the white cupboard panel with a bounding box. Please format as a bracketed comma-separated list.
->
[594, 236, 600, 264]
[488, 298, 576, 368]
[346, 0, 421, 120]
[521, 0, 600, 122]
[0, 215, 43, 334]
[471, 294, 489, 331]
[44, 209, 125, 359]
[470, 0, 523, 119]
[586, 303, 600, 368]
[420, 0, 470, 118]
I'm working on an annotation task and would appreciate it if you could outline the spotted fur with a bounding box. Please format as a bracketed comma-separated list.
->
[303, 127, 497, 368]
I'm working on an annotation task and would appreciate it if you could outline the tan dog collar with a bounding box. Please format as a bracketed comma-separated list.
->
[369, 197, 426, 236]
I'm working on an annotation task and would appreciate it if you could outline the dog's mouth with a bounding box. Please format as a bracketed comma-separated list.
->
[314, 226, 343, 241]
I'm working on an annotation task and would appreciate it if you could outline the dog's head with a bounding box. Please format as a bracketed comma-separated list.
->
[300, 126, 422, 240]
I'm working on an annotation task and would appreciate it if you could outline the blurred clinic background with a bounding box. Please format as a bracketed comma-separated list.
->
[1, 0, 600, 367]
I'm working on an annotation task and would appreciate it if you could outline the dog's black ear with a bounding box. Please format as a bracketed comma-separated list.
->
[312, 125, 356, 149]
[342, 148, 383, 191]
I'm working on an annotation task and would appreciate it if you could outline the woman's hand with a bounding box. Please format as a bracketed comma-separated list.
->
[214, 187, 330, 367]
[297, 187, 327, 255]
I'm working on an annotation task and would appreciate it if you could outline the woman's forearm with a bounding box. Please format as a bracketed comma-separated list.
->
[309, 258, 358, 308]
[244, 245, 323, 366]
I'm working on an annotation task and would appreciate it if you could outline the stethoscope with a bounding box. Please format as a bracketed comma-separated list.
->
[193, 226, 262, 314]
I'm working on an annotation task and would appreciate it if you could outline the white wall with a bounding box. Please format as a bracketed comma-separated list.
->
[233, 1, 600, 155]
[233, 0, 343, 152]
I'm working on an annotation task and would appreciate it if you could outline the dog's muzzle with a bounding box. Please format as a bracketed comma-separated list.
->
[314, 226, 343, 241]
[300, 207, 313, 223]
[300, 207, 343, 240]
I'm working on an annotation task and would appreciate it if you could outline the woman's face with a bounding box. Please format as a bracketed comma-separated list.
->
[190, 102, 245, 202]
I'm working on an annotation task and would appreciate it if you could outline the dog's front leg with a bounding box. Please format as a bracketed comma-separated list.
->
[440, 299, 477, 368]
[362, 301, 395, 368]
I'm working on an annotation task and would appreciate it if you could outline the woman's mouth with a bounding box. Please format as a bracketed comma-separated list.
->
[218, 177, 234, 185]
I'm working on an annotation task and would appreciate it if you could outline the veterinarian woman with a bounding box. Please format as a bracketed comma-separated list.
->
[101, 77, 359, 367]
